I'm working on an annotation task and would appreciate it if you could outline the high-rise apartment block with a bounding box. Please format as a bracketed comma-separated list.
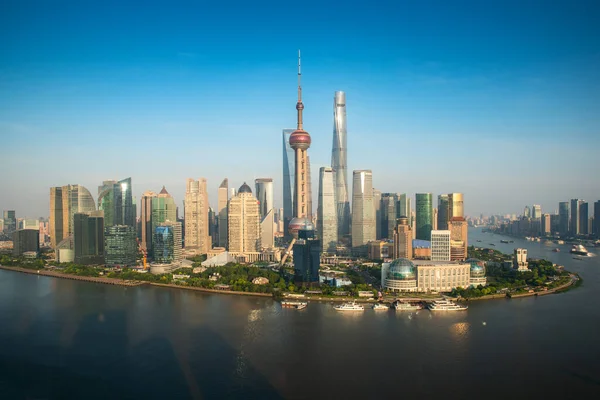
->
[228, 183, 261, 253]
[431, 230, 451, 261]
[449, 217, 468, 261]
[351, 170, 375, 250]
[416, 193, 433, 241]
[541, 213, 551, 236]
[184, 178, 209, 253]
[532, 204, 542, 219]
[318, 166, 337, 254]
[392, 217, 413, 259]
[331, 91, 350, 241]
[514, 248, 529, 271]
[217, 178, 229, 248]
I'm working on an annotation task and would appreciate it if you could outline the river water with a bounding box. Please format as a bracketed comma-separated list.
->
[1, 227, 599, 399]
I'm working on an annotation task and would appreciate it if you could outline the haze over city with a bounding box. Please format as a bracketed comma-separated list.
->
[1, 0, 599, 217]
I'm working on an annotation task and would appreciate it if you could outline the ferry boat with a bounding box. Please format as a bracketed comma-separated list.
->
[372, 303, 389, 311]
[281, 301, 307, 310]
[570, 245, 589, 256]
[392, 301, 423, 311]
[428, 299, 468, 311]
[334, 302, 364, 312]
[552, 248, 560, 252]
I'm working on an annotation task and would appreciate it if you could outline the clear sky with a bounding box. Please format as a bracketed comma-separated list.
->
[1, 0, 599, 218]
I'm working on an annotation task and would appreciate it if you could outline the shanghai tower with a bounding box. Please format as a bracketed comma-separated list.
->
[332, 91, 350, 240]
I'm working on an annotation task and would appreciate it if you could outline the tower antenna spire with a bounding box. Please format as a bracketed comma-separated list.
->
[296, 49, 304, 130]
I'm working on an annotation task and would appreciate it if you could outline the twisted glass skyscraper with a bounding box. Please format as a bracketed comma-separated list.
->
[331, 91, 350, 240]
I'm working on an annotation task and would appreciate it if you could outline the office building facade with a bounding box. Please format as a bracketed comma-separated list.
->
[351, 170, 375, 250]
[293, 227, 320, 284]
[431, 230, 451, 261]
[559, 202, 569, 235]
[217, 178, 229, 248]
[140, 191, 157, 253]
[105, 225, 137, 267]
[151, 186, 177, 257]
[74, 212, 104, 265]
[153, 221, 183, 264]
[437, 194, 449, 230]
[3, 210, 16, 234]
[449, 217, 468, 261]
[415, 193, 433, 241]
[12, 229, 39, 256]
[318, 166, 338, 254]
[392, 217, 413, 259]
[255, 178, 274, 219]
[184, 178, 209, 253]
[448, 193, 464, 219]
[399, 194, 411, 226]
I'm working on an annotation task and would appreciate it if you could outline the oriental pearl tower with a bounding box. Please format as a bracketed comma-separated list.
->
[288, 50, 315, 238]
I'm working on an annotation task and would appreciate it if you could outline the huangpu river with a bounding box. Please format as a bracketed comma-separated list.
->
[1, 228, 599, 399]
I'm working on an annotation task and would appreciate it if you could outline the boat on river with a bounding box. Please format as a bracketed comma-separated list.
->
[428, 299, 468, 311]
[570, 245, 589, 256]
[334, 302, 364, 312]
[392, 301, 423, 311]
[372, 303, 389, 311]
[281, 301, 307, 309]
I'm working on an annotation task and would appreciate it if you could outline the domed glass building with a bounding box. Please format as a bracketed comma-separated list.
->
[466, 258, 487, 287]
[381, 258, 418, 292]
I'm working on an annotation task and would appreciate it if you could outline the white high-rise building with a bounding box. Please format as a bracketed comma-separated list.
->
[532, 204, 542, 219]
[318, 167, 337, 254]
[431, 230, 451, 261]
[184, 178, 209, 253]
[514, 248, 529, 271]
[228, 183, 261, 253]
[255, 178, 274, 219]
[351, 170, 375, 250]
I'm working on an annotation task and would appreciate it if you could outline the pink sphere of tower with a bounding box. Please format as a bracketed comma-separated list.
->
[289, 129, 311, 150]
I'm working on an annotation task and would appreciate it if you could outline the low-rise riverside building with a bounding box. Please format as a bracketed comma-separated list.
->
[382, 258, 478, 293]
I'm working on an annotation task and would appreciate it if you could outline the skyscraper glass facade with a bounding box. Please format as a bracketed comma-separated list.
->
[331, 91, 350, 240]
[399, 194, 411, 226]
[318, 167, 337, 254]
[351, 170, 375, 250]
[255, 178, 274, 219]
[104, 225, 137, 267]
[153, 222, 182, 264]
[559, 201, 569, 235]
[437, 194, 449, 230]
[416, 193, 433, 241]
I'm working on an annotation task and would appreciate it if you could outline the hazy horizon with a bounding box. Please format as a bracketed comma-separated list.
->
[2, 1, 599, 218]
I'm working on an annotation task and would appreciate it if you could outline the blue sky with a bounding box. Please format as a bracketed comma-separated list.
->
[1, 0, 599, 218]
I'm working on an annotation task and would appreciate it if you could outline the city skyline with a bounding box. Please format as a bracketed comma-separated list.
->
[2, 1, 599, 217]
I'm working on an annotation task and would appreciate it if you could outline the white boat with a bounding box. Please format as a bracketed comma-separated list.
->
[392, 301, 423, 311]
[281, 301, 307, 309]
[570, 245, 589, 256]
[334, 302, 364, 312]
[372, 303, 389, 311]
[428, 299, 468, 311]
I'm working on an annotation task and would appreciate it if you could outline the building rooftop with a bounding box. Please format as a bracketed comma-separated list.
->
[412, 260, 471, 266]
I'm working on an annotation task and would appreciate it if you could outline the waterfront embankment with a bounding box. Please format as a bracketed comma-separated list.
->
[150, 282, 273, 297]
[0, 265, 147, 287]
[460, 273, 579, 302]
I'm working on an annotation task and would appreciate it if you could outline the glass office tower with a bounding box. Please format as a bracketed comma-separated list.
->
[331, 91, 350, 240]
[416, 193, 433, 241]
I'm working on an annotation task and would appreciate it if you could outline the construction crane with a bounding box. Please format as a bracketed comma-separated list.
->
[136, 238, 148, 270]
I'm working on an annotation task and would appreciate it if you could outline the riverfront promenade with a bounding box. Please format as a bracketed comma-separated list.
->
[0, 265, 147, 287]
